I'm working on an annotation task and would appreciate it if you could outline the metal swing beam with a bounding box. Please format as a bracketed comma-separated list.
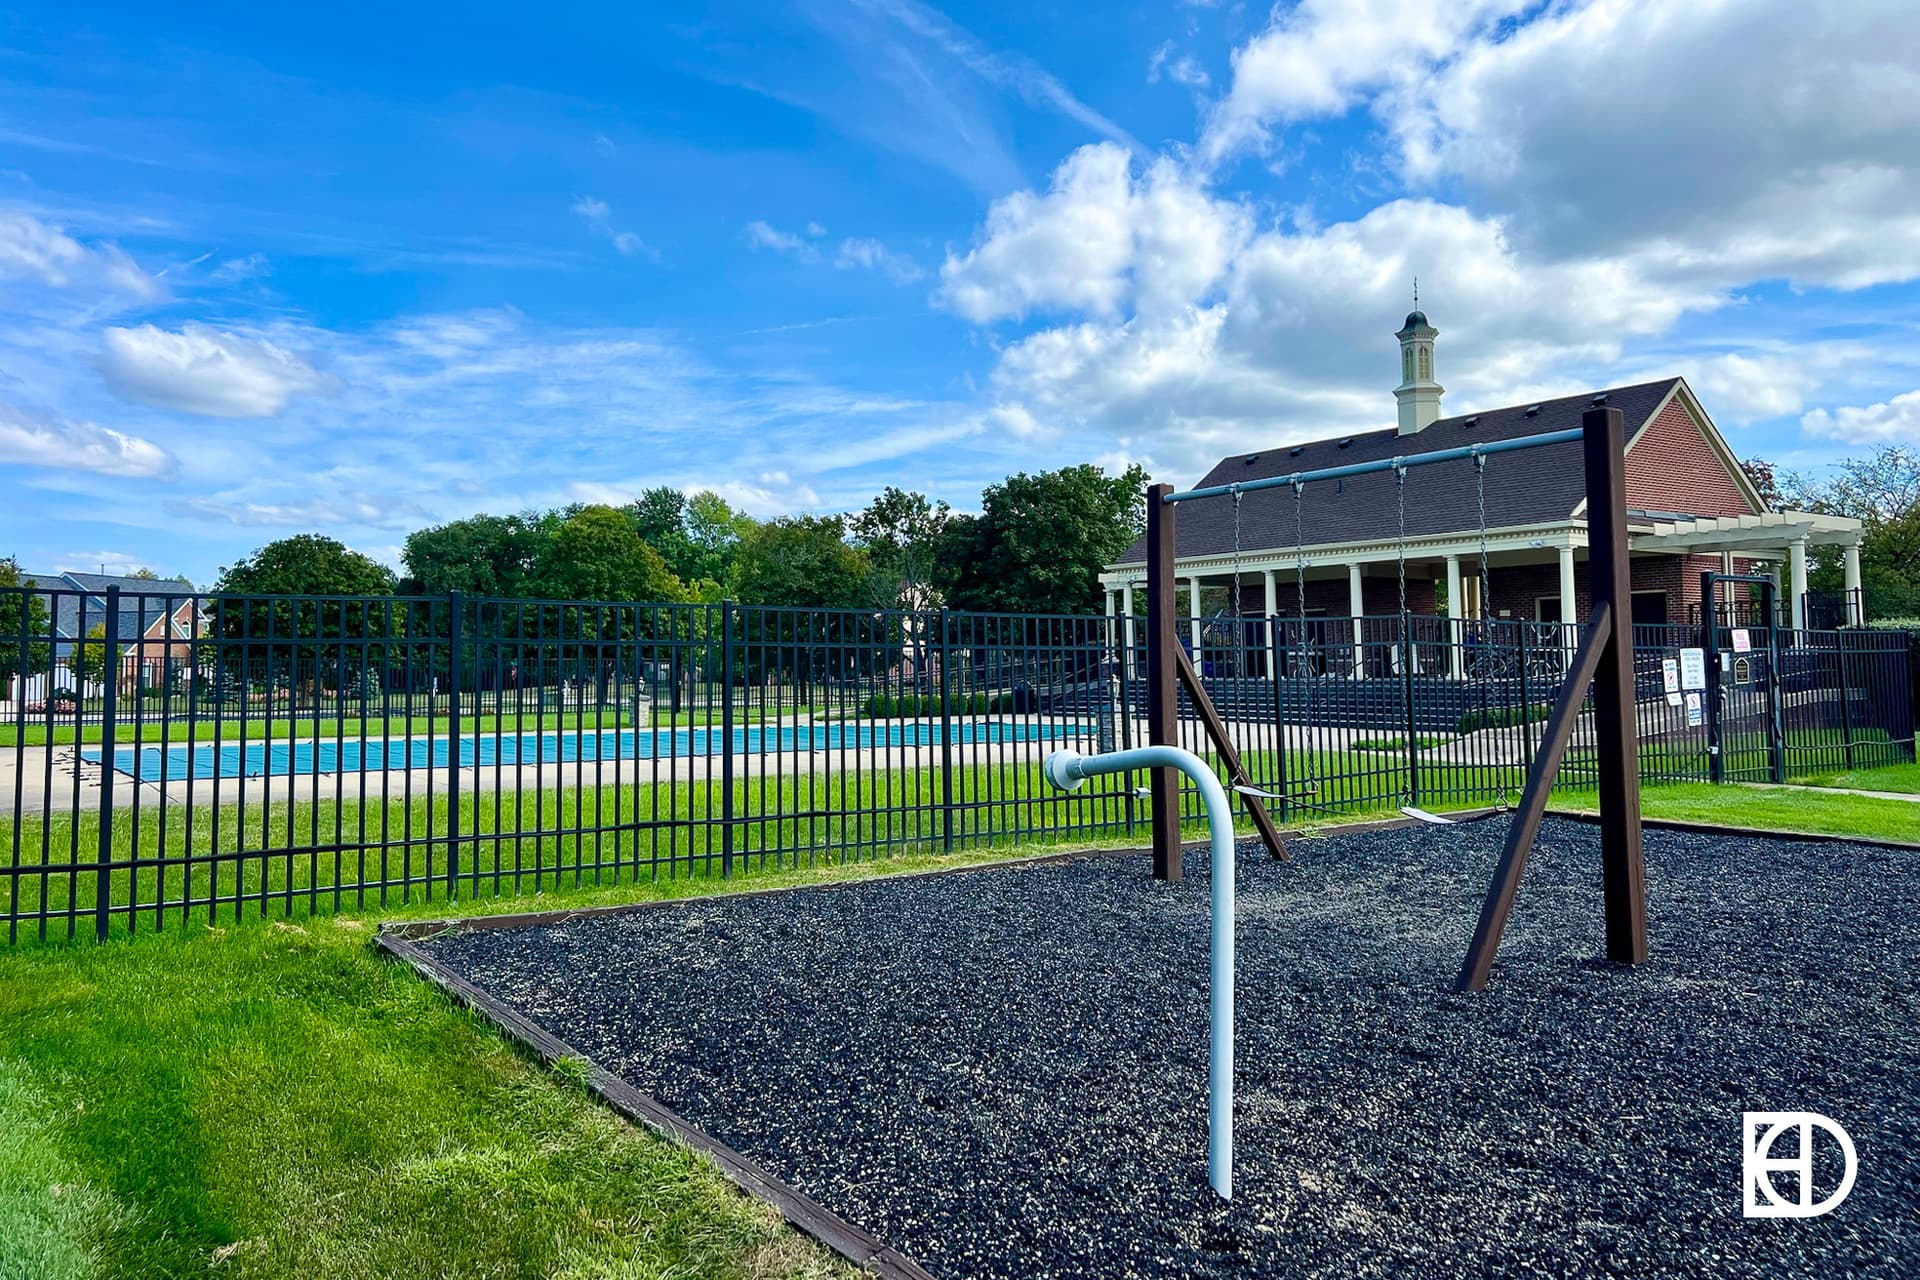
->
[1145, 408, 1646, 989]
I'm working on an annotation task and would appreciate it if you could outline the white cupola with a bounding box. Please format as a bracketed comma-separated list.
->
[1394, 305, 1443, 435]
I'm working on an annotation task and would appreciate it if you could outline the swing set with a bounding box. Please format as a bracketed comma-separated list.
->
[1139, 404, 1649, 991]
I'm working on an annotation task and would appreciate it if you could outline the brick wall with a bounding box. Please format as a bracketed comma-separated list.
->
[1624, 395, 1758, 517]
[1484, 552, 1755, 624]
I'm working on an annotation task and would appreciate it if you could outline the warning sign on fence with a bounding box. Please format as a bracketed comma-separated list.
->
[1679, 647, 1707, 691]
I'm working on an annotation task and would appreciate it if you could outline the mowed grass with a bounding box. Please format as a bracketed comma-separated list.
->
[1783, 760, 1920, 796]
[1556, 782, 1920, 843]
[0, 906, 856, 1280]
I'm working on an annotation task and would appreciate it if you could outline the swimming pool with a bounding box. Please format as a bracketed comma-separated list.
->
[85, 719, 1087, 782]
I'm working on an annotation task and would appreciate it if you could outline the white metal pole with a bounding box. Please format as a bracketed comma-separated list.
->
[1843, 543, 1863, 624]
[1045, 745, 1236, 1200]
[1445, 555, 1464, 680]
[1348, 563, 1365, 678]
[1789, 538, 1809, 631]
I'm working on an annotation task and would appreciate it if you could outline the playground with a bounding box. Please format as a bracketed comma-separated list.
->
[391, 814, 1920, 1279]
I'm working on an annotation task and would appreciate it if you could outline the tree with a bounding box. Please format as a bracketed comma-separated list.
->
[216, 535, 397, 597]
[213, 536, 402, 689]
[627, 487, 753, 587]
[71, 621, 110, 688]
[731, 516, 873, 608]
[0, 557, 51, 685]
[534, 505, 683, 603]
[852, 487, 951, 611]
[943, 464, 1149, 615]
[1795, 445, 1920, 620]
[402, 513, 548, 597]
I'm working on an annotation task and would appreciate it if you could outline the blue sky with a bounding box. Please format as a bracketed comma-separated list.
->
[2, 0, 1917, 584]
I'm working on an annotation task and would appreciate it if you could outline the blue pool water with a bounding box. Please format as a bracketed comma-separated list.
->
[85, 719, 1082, 782]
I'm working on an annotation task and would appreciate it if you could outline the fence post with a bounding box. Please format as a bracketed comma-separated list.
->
[720, 599, 735, 879]
[446, 589, 462, 898]
[1701, 572, 1724, 785]
[1145, 482, 1182, 880]
[1270, 616, 1289, 822]
[937, 608, 954, 852]
[1401, 615, 1420, 807]
[1516, 621, 1532, 785]
[95, 585, 120, 942]
[1837, 629, 1856, 771]
[1581, 405, 1647, 966]
[1764, 587, 1787, 784]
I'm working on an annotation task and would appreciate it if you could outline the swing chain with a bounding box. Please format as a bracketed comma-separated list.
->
[1394, 461, 1408, 621]
[1229, 485, 1244, 672]
[1474, 449, 1493, 628]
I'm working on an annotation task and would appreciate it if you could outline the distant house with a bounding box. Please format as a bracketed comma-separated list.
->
[1102, 310, 1867, 648]
[20, 571, 200, 690]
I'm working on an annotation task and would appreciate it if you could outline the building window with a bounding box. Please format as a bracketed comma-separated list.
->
[1417, 346, 1431, 380]
[1403, 348, 1414, 380]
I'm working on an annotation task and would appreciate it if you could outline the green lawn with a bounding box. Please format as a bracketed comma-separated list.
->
[1558, 782, 1920, 843]
[1784, 760, 1920, 796]
[0, 895, 862, 1280]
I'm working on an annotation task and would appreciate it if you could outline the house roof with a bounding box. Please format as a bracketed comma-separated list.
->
[1113, 378, 1685, 568]
[22, 572, 196, 643]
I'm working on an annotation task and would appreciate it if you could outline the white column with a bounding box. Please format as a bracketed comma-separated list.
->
[1348, 562, 1366, 678]
[1104, 587, 1116, 618]
[1188, 576, 1203, 627]
[1120, 584, 1135, 678]
[1445, 555, 1464, 679]
[1261, 569, 1279, 678]
[1789, 538, 1809, 631]
[1557, 543, 1579, 664]
[1843, 542, 1864, 624]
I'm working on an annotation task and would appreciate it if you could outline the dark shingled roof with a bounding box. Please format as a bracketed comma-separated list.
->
[22, 572, 195, 644]
[1114, 378, 1683, 566]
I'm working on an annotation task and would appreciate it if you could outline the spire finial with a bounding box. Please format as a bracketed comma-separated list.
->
[1412, 275, 1418, 308]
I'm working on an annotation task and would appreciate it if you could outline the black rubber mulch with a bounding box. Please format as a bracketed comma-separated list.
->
[418, 817, 1920, 1278]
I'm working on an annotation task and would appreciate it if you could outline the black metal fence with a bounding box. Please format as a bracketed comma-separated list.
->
[1, 586, 1911, 942]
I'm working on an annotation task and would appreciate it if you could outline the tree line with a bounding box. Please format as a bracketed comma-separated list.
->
[205, 463, 1151, 618]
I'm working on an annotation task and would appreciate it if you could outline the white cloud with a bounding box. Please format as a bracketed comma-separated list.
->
[208, 252, 270, 284]
[939, 144, 1250, 324]
[0, 402, 174, 478]
[1391, 0, 1920, 288]
[1801, 390, 1920, 444]
[1681, 353, 1827, 425]
[0, 210, 159, 298]
[746, 220, 820, 261]
[99, 324, 329, 418]
[1199, 0, 1525, 167]
[1147, 43, 1210, 88]
[53, 550, 166, 577]
[570, 195, 654, 259]
[835, 237, 923, 283]
[177, 494, 429, 528]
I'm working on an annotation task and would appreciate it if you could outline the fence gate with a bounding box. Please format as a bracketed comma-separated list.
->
[1701, 572, 1786, 783]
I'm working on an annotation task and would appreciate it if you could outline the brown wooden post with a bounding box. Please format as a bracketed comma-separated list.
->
[1582, 405, 1648, 965]
[1146, 482, 1182, 880]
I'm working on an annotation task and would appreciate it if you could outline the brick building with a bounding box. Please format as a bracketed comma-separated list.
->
[1101, 310, 1866, 660]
